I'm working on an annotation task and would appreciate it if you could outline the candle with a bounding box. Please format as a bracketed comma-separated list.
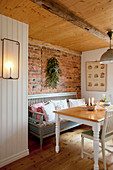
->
[6, 61, 13, 78]
[10, 67, 11, 78]
[92, 97, 94, 106]
[89, 98, 90, 106]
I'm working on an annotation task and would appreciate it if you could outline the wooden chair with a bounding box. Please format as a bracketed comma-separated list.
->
[81, 110, 113, 170]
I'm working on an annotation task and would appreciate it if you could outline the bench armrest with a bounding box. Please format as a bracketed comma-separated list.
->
[28, 109, 44, 116]
[28, 109, 44, 124]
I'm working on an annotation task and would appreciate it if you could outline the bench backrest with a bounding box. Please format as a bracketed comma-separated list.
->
[28, 92, 77, 106]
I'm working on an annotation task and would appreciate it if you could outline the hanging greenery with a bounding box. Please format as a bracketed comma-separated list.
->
[45, 57, 62, 89]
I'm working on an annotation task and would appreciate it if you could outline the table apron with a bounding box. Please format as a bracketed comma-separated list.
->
[57, 114, 103, 127]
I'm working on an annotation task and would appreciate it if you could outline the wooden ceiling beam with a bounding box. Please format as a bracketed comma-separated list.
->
[31, 0, 112, 44]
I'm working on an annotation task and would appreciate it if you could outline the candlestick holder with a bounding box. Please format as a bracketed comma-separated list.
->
[87, 106, 96, 111]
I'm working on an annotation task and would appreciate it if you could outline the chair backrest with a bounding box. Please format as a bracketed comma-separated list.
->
[102, 110, 113, 139]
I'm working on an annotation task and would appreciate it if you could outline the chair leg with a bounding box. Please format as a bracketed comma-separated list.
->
[81, 135, 84, 159]
[101, 141, 106, 170]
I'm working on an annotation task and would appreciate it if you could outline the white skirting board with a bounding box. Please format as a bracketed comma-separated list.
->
[0, 149, 29, 168]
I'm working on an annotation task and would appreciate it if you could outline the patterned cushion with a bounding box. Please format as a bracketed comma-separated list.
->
[51, 99, 68, 111]
[69, 99, 85, 108]
[30, 103, 45, 120]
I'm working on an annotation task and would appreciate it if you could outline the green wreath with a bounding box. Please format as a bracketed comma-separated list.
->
[45, 57, 62, 89]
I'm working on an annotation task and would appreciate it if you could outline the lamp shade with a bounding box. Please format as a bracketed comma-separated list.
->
[1, 38, 20, 79]
[100, 49, 113, 64]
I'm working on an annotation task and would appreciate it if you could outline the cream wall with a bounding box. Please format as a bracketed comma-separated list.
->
[81, 47, 113, 104]
[0, 15, 29, 167]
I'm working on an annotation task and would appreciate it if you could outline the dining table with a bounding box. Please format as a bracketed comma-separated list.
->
[54, 106, 106, 170]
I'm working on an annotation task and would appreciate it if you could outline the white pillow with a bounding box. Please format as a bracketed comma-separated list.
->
[69, 99, 85, 108]
[51, 99, 68, 111]
[42, 102, 55, 122]
[77, 99, 85, 106]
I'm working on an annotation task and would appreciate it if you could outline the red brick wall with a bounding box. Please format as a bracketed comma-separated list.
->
[28, 42, 81, 98]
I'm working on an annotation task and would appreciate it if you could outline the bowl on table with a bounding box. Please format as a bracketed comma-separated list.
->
[98, 101, 111, 107]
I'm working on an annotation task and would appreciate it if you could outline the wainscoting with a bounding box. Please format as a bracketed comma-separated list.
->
[0, 14, 29, 167]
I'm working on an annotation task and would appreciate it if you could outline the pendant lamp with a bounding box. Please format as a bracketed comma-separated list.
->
[100, 31, 113, 64]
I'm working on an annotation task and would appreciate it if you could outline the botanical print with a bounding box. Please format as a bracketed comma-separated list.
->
[86, 61, 107, 91]
[100, 72, 105, 78]
[94, 82, 98, 87]
[94, 65, 98, 69]
[94, 74, 98, 78]
[88, 82, 92, 87]
[88, 65, 92, 70]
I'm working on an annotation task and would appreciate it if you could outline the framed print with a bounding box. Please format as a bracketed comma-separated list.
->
[86, 61, 107, 91]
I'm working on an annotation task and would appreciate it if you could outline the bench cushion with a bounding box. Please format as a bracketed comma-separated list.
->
[42, 102, 55, 122]
[51, 99, 68, 110]
[69, 99, 85, 108]
[30, 103, 45, 120]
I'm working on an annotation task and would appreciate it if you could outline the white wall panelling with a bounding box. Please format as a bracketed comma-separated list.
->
[0, 14, 29, 167]
[81, 47, 113, 104]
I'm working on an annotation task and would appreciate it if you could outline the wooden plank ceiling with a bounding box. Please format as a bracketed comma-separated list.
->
[0, 0, 113, 52]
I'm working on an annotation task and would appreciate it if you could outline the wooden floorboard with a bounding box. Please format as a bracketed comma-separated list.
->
[1, 125, 113, 170]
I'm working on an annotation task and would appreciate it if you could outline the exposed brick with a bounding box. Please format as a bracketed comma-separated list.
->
[28, 42, 81, 97]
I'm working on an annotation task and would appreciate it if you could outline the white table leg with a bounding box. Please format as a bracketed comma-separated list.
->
[92, 124, 100, 170]
[55, 113, 60, 153]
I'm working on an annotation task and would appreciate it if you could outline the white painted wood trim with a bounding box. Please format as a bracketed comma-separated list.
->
[0, 149, 29, 168]
[58, 114, 102, 127]
[28, 92, 77, 99]
[92, 125, 100, 170]
[55, 114, 60, 153]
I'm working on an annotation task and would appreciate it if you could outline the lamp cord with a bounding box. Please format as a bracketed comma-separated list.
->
[107, 31, 113, 49]
[110, 37, 112, 49]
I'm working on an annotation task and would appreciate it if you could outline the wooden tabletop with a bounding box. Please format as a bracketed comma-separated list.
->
[54, 107, 106, 122]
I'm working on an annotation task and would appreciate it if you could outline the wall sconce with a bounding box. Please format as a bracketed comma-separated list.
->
[1, 38, 20, 79]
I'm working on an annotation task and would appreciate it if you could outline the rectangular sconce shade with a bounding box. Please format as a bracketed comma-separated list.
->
[1, 38, 20, 79]
[0, 39, 2, 78]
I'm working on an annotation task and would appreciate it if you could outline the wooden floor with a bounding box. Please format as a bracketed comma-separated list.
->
[1, 125, 113, 170]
